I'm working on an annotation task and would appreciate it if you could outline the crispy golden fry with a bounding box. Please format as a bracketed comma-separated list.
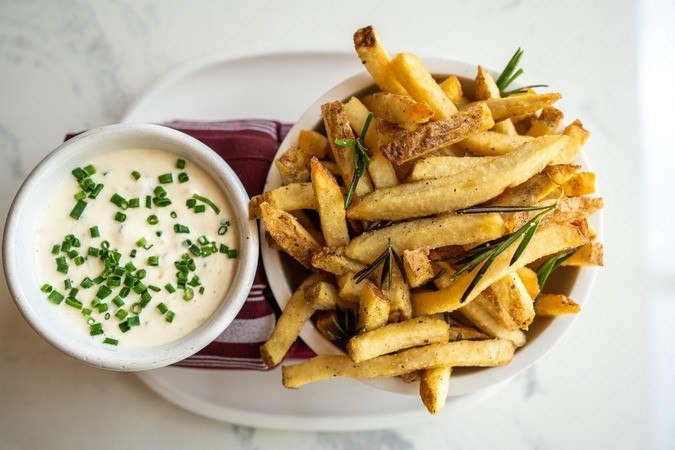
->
[353, 25, 408, 96]
[490, 272, 535, 330]
[478, 92, 562, 121]
[562, 241, 604, 267]
[439, 75, 463, 103]
[534, 293, 581, 315]
[474, 65, 501, 100]
[381, 263, 412, 322]
[412, 221, 590, 315]
[551, 119, 591, 165]
[458, 131, 533, 156]
[315, 311, 342, 342]
[336, 272, 371, 303]
[304, 279, 341, 311]
[457, 293, 527, 347]
[448, 323, 490, 341]
[345, 213, 506, 263]
[526, 106, 564, 137]
[348, 134, 569, 221]
[378, 102, 495, 164]
[260, 274, 326, 367]
[403, 247, 434, 288]
[420, 366, 451, 415]
[347, 316, 450, 363]
[516, 267, 540, 299]
[322, 101, 374, 197]
[357, 283, 390, 331]
[389, 52, 457, 119]
[344, 96, 399, 189]
[249, 182, 317, 219]
[310, 157, 350, 247]
[488, 173, 559, 208]
[259, 202, 321, 269]
[544, 164, 581, 185]
[298, 129, 329, 159]
[275, 146, 310, 185]
[310, 246, 366, 276]
[406, 155, 497, 181]
[362, 92, 434, 125]
[562, 172, 596, 196]
[282, 339, 516, 388]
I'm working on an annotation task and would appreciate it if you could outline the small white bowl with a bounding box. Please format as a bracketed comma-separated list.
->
[262, 58, 601, 397]
[3, 123, 258, 371]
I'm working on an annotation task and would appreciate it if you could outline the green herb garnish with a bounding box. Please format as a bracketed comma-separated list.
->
[496, 48, 548, 96]
[353, 237, 408, 289]
[534, 247, 578, 305]
[325, 309, 366, 341]
[335, 112, 374, 208]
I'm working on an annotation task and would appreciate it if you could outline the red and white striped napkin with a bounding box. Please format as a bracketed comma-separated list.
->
[161, 119, 315, 370]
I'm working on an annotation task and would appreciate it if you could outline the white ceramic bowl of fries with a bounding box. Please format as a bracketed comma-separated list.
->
[257, 26, 603, 411]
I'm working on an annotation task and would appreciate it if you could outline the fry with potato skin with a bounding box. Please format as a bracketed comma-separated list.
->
[353, 25, 408, 96]
[378, 102, 495, 164]
[282, 339, 516, 389]
[259, 202, 321, 269]
[346, 316, 450, 363]
[348, 134, 569, 221]
[420, 367, 451, 415]
[480, 92, 562, 122]
[310, 157, 350, 247]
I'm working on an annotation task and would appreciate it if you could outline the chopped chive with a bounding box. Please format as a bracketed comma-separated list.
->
[129, 249, 137, 258]
[227, 248, 238, 259]
[153, 197, 172, 207]
[146, 215, 159, 225]
[178, 172, 189, 183]
[89, 226, 100, 238]
[115, 309, 128, 320]
[127, 316, 141, 327]
[64, 279, 73, 290]
[158, 173, 173, 184]
[176, 159, 185, 169]
[119, 321, 131, 333]
[192, 193, 220, 214]
[165, 283, 176, 293]
[69, 200, 87, 219]
[90, 323, 104, 336]
[157, 303, 168, 314]
[96, 302, 109, 313]
[103, 337, 118, 346]
[166, 311, 175, 323]
[88, 183, 104, 199]
[110, 193, 129, 209]
[47, 290, 64, 304]
[153, 186, 167, 198]
[199, 286, 205, 295]
[96, 285, 112, 299]
[173, 224, 190, 234]
[183, 287, 194, 301]
[218, 220, 230, 235]
[114, 211, 126, 222]
[219, 244, 229, 254]
[83, 164, 96, 175]
[145, 195, 152, 209]
[131, 170, 141, 180]
[80, 277, 94, 288]
[136, 237, 147, 248]
[41, 283, 53, 293]
[112, 296, 125, 307]
[135, 269, 147, 280]
[128, 197, 140, 208]
[147, 256, 159, 266]
[71, 167, 88, 180]
[193, 204, 206, 213]
[73, 256, 86, 266]
[74, 190, 87, 201]
[170, 211, 177, 219]
[51, 244, 60, 255]
[65, 297, 83, 309]
[185, 198, 196, 209]
[148, 284, 160, 292]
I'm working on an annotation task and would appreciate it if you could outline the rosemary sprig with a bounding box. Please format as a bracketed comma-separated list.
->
[353, 238, 407, 289]
[534, 247, 578, 305]
[496, 48, 548, 96]
[325, 309, 366, 341]
[446, 205, 555, 303]
[335, 112, 374, 208]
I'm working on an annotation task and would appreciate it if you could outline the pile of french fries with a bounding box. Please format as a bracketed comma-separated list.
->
[251, 25, 603, 414]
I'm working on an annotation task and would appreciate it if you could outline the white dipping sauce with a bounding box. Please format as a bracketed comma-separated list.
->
[36, 148, 238, 348]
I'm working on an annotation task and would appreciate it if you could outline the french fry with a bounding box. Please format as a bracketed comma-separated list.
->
[551, 119, 591, 164]
[282, 339, 516, 388]
[458, 131, 533, 156]
[310, 246, 367, 276]
[378, 102, 495, 164]
[479, 92, 562, 122]
[439, 75, 463, 103]
[411, 221, 590, 315]
[361, 92, 434, 125]
[403, 247, 434, 288]
[562, 172, 597, 196]
[490, 272, 535, 330]
[389, 52, 457, 119]
[526, 106, 564, 137]
[347, 316, 450, 363]
[322, 101, 374, 197]
[310, 157, 350, 247]
[260, 274, 326, 367]
[353, 25, 408, 96]
[345, 212, 506, 263]
[406, 155, 498, 181]
[356, 283, 390, 331]
[259, 202, 321, 269]
[420, 366, 452, 415]
[298, 129, 329, 159]
[249, 182, 317, 219]
[381, 263, 412, 322]
[457, 293, 527, 347]
[336, 272, 371, 303]
[516, 266, 540, 299]
[304, 279, 341, 311]
[348, 134, 569, 221]
[561, 241, 604, 267]
[275, 146, 310, 185]
[534, 293, 581, 316]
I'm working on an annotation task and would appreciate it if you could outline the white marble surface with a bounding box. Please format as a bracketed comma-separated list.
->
[0, 0, 670, 449]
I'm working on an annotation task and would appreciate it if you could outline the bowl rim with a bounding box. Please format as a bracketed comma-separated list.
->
[3, 122, 259, 371]
[261, 57, 602, 396]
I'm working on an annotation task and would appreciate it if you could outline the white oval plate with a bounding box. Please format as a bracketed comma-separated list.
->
[122, 51, 515, 430]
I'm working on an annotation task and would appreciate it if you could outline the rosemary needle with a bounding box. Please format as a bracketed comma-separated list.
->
[335, 112, 374, 208]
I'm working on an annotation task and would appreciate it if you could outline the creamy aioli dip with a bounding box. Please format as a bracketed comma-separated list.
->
[36, 148, 238, 348]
